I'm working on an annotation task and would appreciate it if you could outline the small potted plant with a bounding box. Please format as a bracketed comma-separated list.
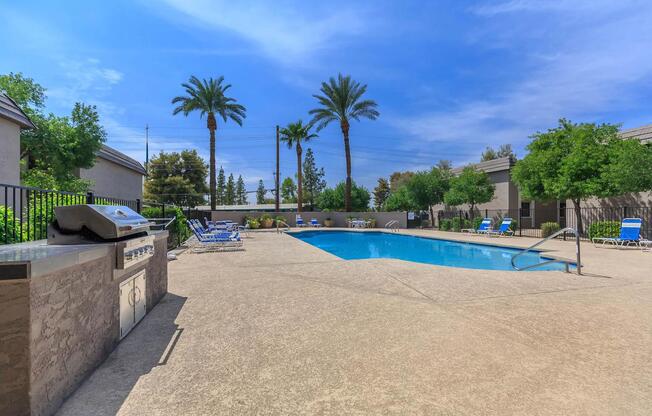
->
[274, 215, 287, 227]
[246, 217, 260, 229]
[324, 217, 334, 227]
[259, 213, 274, 228]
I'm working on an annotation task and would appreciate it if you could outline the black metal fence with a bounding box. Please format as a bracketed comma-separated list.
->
[437, 206, 652, 240]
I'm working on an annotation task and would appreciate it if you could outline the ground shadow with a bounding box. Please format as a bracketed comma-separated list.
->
[55, 292, 187, 416]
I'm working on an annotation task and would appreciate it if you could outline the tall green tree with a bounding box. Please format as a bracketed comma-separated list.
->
[144, 150, 208, 207]
[406, 168, 450, 226]
[172, 76, 246, 210]
[1, 72, 106, 192]
[512, 119, 652, 233]
[389, 171, 414, 192]
[383, 186, 416, 212]
[316, 181, 370, 212]
[281, 177, 297, 203]
[216, 166, 226, 205]
[235, 175, 247, 205]
[302, 148, 326, 211]
[309, 74, 379, 212]
[373, 178, 391, 210]
[444, 166, 495, 214]
[256, 180, 266, 204]
[279, 120, 317, 212]
[225, 173, 236, 205]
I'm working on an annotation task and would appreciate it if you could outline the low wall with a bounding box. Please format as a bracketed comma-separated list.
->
[199, 211, 408, 228]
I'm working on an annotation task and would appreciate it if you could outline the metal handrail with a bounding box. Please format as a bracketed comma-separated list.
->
[385, 220, 399, 231]
[511, 227, 582, 275]
[276, 220, 290, 233]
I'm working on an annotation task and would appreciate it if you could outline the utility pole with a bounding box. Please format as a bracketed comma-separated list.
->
[145, 124, 149, 175]
[275, 125, 280, 212]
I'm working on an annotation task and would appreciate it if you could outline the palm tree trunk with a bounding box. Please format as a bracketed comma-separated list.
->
[208, 113, 217, 210]
[296, 143, 303, 212]
[341, 119, 352, 212]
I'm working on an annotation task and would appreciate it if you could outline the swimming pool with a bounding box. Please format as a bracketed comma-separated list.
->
[288, 231, 571, 272]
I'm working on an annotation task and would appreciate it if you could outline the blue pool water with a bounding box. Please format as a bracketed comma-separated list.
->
[288, 231, 571, 272]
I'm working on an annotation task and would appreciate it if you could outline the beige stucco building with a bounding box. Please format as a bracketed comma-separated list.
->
[0, 94, 34, 188]
[77, 145, 146, 201]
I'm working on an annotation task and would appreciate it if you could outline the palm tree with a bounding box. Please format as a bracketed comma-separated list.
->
[279, 120, 317, 212]
[309, 73, 379, 211]
[172, 76, 246, 210]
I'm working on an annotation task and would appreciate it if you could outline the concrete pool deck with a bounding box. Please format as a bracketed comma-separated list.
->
[57, 229, 652, 415]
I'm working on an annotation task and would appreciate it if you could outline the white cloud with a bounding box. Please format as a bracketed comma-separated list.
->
[155, 0, 371, 66]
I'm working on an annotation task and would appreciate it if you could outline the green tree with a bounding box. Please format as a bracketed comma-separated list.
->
[512, 119, 652, 233]
[172, 76, 246, 210]
[373, 178, 390, 210]
[225, 173, 236, 205]
[481, 144, 515, 162]
[302, 148, 326, 211]
[444, 166, 495, 214]
[216, 166, 226, 205]
[144, 150, 208, 207]
[279, 120, 318, 212]
[236, 175, 247, 205]
[281, 177, 297, 203]
[389, 171, 414, 192]
[0, 72, 46, 116]
[256, 180, 266, 204]
[309, 74, 379, 212]
[316, 181, 370, 211]
[406, 168, 450, 226]
[383, 186, 416, 212]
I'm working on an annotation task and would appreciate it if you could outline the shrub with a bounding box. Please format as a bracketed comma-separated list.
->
[246, 217, 260, 229]
[472, 217, 484, 230]
[439, 218, 452, 231]
[451, 217, 472, 232]
[588, 220, 620, 240]
[541, 222, 561, 238]
[0, 206, 25, 244]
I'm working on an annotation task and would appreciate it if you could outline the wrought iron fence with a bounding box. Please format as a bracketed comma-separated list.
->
[436, 206, 652, 240]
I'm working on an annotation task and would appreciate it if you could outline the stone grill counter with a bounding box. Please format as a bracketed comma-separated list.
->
[0, 230, 168, 416]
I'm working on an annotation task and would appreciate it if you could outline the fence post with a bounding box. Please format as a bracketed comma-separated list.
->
[623, 206, 628, 218]
[485, 209, 488, 219]
[162, 204, 166, 218]
[518, 208, 522, 237]
[458, 211, 462, 229]
[136, 199, 141, 213]
[86, 192, 94, 204]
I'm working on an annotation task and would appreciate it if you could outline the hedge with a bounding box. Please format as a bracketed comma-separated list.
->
[588, 221, 620, 240]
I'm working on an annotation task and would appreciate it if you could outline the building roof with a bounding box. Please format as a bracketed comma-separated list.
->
[97, 144, 147, 175]
[619, 124, 652, 144]
[452, 156, 515, 174]
[0, 94, 35, 129]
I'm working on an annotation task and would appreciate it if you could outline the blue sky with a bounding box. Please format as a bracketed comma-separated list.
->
[2, 0, 652, 194]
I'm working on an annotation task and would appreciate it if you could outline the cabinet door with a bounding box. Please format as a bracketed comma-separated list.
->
[119, 278, 135, 339]
[134, 271, 147, 324]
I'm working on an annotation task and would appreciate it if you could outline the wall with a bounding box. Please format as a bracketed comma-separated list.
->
[79, 158, 143, 201]
[0, 118, 21, 187]
[203, 211, 408, 228]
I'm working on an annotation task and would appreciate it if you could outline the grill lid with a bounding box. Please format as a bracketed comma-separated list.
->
[54, 204, 151, 240]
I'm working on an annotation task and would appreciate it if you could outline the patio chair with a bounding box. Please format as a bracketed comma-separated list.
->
[186, 220, 243, 252]
[296, 215, 307, 227]
[486, 218, 514, 237]
[592, 218, 642, 248]
[462, 218, 492, 234]
[310, 218, 322, 227]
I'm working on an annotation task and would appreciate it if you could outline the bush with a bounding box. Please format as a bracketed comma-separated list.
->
[141, 206, 190, 248]
[472, 217, 484, 230]
[439, 218, 452, 231]
[0, 206, 25, 244]
[245, 217, 260, 229]
[451, 217, 472, 232]
[588, 220, 620, 240]
[541, 222, 561, 238]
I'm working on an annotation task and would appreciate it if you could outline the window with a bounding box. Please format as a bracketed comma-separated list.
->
[520, 201, 531, 218]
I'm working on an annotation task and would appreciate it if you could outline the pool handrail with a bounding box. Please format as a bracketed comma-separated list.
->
[511, 227, 582, 275]
[385, 220, 399, 232]
[276, 220, 290, 233]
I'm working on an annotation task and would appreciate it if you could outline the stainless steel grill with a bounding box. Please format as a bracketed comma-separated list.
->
[48, 204, 155, 269]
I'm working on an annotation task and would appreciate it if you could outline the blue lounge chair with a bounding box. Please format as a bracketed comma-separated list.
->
[592, 218, 642, 248]
[462, 218, 492, 234]
[296, 215, 306, 227]
[310, 218, 322, 227]
[487, 218, 514, 237]
[187, 220, 243, 252]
